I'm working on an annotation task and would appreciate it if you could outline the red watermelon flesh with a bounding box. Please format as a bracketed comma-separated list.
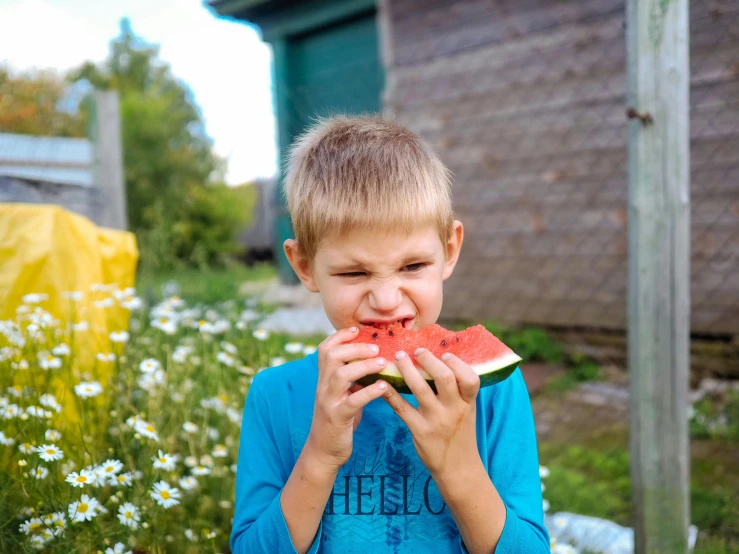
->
[348, 323, 521, 394]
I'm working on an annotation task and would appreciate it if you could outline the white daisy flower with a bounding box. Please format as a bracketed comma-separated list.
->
[109, 471, 133, 487]
[33, 466, 49, 479]
[19, 442, 35, 454]
[172, 345, 193, 363]
[22, 293, 48, 304]
[221, 341, 238, 355]
[74, 381, 103, 398]
[7, 384, 23, 397]
[139, 358, 161, 374]
[284, 342, 304, 354]
[185, 528, 198, 542]
[109, 331, 129, 343]
[194, 319, 215, 334]
[252, 328, 269, 341]
[52, 343, 70, 356]
[39, 394, 62, 412]
[68, 494, 102, 522]
[36, 444, 63, 462]
[12, 359, 29, 371]
[19, 517, 43, 534]
[182, 421, 199, 434]
[217, 352, 235, 367]
[192, 465, 211, 476]
[117, 502, 140, 529]
[231, 463, 238, 473]
[45, 429, 62, 441]
[150, 481, 180, 508]
[184, 456, 198, 468]
[72, 321, 89, 331]
[238, 365, 255, 376]
[121, 296, 143, 310]
[212, 445, 228, 458]
[105, 542, 131, 554]
[25, 406, 47, 418]
[2, 404, 20, 419]
[151, 316, 178, 335]
[62, 291, 84, 301]
[39, 353, 62, 370]
[43, 511, 66, 536]
[303, 345, 317, 355]
[200, 454, 214, 467]
[65, 469, 95, 488]
[270, 357, 286, 367]
[179, 476, 198, 490]
[96, 352, 115, 362]
[539, 466, 550, 479]
[543, 499, 550, 512]
[98, 459, 123, 476]
[93, 298, 114, 308]
[152, 450, 177, 471]
[0, 431, 15, 445]
[134, 420, 160, 441]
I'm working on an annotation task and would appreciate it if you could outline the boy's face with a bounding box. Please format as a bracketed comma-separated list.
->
[285, 222, 463, 332]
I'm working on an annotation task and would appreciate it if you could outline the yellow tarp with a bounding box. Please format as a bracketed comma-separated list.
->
[0, 204, 138, 416]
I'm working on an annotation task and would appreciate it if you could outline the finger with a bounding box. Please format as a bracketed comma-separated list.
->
[381, 382, 424, 431]
[329, 357, 387, 395]
[413, 348, 459, 405]
[440, 352, 480, 403]
[342, 380, 388, 414]
[393, 351, 438, 408]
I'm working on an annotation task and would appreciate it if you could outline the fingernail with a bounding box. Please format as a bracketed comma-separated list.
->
[376, 357, 386, 366]
[414, 347, 425, 356]
[378, 381, 387, 390]
[395, 351, 406, 360]
[369, 344, 379, 353]
[350, 327, 358, 333]
[441, 352, 452, 361]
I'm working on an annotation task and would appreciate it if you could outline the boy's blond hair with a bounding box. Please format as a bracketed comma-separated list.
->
[283, 114, 454, 263]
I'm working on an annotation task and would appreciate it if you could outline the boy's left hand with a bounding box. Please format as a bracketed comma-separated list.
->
[381, 349, 481, 482]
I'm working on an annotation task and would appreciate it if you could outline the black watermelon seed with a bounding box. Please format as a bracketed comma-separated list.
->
[455, 336, 460, 342]
[441, 339, 448, 346]
[372, 333, 379, 340]
[388, 331, 394, 337]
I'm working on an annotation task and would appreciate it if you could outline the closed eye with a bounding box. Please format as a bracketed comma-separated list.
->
[403, 263, 428, 272]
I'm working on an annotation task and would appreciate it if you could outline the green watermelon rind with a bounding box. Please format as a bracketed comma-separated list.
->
[356, 351, 522, 395]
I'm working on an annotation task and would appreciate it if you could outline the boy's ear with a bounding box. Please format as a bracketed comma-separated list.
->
[283, 239, 319, 292]
[442, 220, 464, 280]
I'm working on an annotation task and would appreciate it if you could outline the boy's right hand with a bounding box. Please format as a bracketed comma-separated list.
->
[306, 326, 387, 471]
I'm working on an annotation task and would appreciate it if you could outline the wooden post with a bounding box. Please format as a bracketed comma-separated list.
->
[89, 90, 127, 230]
[626, 0, 691, 551]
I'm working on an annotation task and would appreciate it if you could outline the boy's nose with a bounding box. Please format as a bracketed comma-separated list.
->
[368, 281, 403, 313]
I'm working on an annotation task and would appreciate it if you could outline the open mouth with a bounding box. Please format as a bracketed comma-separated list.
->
[361, 318, 414, 330]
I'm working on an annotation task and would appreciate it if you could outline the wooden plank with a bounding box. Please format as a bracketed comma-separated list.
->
[626, 0, 691, 551]
[89, 91, 127, 231]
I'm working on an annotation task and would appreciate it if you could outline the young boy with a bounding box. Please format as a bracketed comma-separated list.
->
[231, 115, 549, 553]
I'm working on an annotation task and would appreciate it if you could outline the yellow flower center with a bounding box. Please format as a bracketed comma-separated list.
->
[161, 490, 170, 499]
[146, 425, 154, 432]
[46, 449, 55, 455]
[105, 466, 114, 473]
[159, 457, 167, 463]
[47, 356, 54, 361]
[118, 475, 126, 482]
[55, 521, 63, 528]
[76, 476, 86, 483]
[29, 522, 41, 531]
[160, 318, 167, 323]
[78, 503, 88, 513]
[199, 320, 206, 326]
[125, 511, 132, 518]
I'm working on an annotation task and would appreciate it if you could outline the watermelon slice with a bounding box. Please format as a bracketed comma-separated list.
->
[348, 323, 521, 394]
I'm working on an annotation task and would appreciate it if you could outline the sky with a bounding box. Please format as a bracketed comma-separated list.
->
[0, 0, 277, 185]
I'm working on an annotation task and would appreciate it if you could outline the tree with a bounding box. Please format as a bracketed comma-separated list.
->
[0, 67, 86, 137]
[69, 19, 223, 234]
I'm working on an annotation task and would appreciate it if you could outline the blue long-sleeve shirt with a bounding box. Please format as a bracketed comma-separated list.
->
[231, 351, 550, 553]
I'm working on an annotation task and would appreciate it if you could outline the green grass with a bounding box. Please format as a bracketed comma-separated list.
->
[136, 261, 276, 305]
[540, 439, 739, 553]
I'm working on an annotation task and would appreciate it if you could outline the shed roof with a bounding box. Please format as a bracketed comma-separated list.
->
[0, 132, 94, 187]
